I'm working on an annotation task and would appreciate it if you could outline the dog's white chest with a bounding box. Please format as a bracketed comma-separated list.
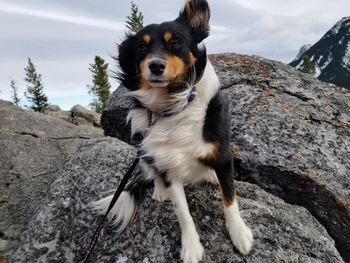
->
[140, 100, 215, 182]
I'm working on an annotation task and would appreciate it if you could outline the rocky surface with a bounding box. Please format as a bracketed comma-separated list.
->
[11, 137, 343, 263]
[0, 100, 103, 260]
[100, 53, 350, 261]
[71, 104, 102, 127]
[44, 104, 102, 128]
[101, 86, 132, 143]
[211, 53, 350, 261]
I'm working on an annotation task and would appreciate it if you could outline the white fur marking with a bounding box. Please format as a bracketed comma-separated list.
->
[152, 176, 169, 202]
[127, 108, 148, 136]
[224, 199, 253, 255]
[195, 60, 220, 102]
[168, 181, 204, 263]
[91, 191, 136, 233]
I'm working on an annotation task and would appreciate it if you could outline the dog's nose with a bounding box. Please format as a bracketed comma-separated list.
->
[148, 59, 166, 76]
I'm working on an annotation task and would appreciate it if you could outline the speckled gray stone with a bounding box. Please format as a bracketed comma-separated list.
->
[210, 53, 350, 261]
[43, 104, 102, 128]
[101, 86, 132, 143]
[0, 100, 103, 259]
[11, 137, 343, 263]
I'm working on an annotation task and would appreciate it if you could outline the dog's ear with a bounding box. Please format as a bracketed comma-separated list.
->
[177, 0, 210, 43]
[117, 34, 139, 88]
[118, 34, 136, 77]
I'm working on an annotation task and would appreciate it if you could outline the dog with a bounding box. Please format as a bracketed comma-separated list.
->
[93, 0, 253, 262]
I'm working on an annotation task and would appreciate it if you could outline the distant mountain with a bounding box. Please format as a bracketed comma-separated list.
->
[293, 44, 312, 61]
[290, 17, 350, 88]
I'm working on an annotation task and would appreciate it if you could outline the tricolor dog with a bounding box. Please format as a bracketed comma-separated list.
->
[93, 0, 253, 262]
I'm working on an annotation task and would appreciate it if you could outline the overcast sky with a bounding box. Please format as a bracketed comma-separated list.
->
[1, 0, 349, 110]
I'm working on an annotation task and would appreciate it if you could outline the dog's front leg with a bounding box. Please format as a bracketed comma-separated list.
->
[168, 179, 204, 263]
[214, 152, 253, 255]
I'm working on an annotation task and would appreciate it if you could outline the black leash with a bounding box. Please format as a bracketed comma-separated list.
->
[81, 156, 140, 263]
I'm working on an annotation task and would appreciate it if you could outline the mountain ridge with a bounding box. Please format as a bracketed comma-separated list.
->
[290, 16, 350, 88]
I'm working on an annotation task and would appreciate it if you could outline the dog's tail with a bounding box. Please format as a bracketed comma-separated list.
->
[91, 165, 153, 233]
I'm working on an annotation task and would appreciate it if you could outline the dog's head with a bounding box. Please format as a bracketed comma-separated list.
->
[118, 0, 210, 93]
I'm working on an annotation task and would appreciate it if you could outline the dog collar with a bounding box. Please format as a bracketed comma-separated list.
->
[144, 88, 197, 137]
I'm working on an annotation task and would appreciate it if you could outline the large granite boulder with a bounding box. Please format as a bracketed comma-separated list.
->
[101, 86, 132, 143]
[100, 53, 350, 261]
[0, 100, 103, 260]
[43, 105, 72, 123]
[71, 104, 101, 127]
[211, 53, 350, 261]
[11, 137, 343, 263]
[44, 104, 102, 128]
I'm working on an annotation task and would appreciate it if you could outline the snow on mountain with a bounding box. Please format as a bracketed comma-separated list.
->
[331, 17, 350, 35]
[343, 41, 350, 66]
[290, 16, 350, 88]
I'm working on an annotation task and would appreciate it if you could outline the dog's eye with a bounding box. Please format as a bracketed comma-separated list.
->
[137, 42, 148, 51]
[168, 39, 181, 49]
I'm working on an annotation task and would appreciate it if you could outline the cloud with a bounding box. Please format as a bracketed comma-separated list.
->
[1, 0, 350, 110]
[0, 1, 124, 31]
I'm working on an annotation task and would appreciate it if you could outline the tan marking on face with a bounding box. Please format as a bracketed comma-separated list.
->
[143, 34, 151, 44]
[164, 32, 173, 42]
[139, 58, 148, 76]
[189, 52, 197, 65]
[164, 55, 186, 80]
[223, 191, 236, 208]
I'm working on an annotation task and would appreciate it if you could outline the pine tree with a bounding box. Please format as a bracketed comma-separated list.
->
[24, 58, 49, 112]
[87, 56, 111, 113]
[125, 1, 144, 33]
[10, 80, 21, 106]
[302, 55, 316, 75]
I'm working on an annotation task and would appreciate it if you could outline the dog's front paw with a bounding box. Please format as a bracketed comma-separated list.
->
[227, 217, 253, 255]
[152, 186, 169, 202]
[181, 233, 204, 263]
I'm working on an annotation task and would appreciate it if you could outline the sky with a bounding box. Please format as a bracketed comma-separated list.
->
[0, 0, 349, 110]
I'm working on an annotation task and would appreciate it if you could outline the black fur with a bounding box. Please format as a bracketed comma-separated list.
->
[117, 34, 138, 90]
[201, 93, 236, 203]
[125, 166, 153, 204]
[159, 171, 171, 188]
[177, 0, 210, 43]
[116, 1, 209, 93]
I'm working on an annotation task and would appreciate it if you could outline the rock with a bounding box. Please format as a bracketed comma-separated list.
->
[100, 53, 350, 261]
[45, 105, 61, 112]
[43, 105, 72, 123]
[211, 53, 350, 261]
[11, 137, 343, 263]
[43, 104, 102, 128]
[0, 100, 103, 258]
[71, 104, 101, 128]
[101, 86, 132, 143]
